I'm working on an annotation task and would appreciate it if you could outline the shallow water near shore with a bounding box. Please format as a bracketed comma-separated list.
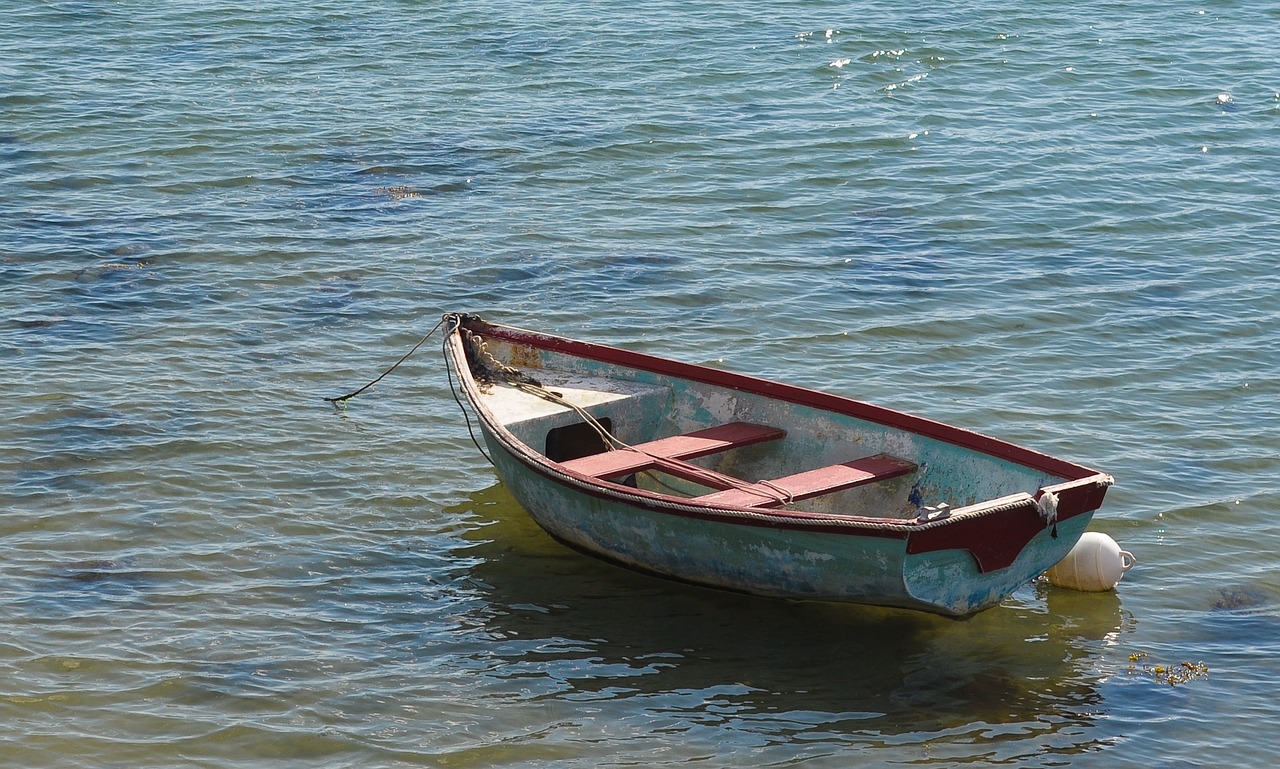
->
[4, 1, 1279, 766]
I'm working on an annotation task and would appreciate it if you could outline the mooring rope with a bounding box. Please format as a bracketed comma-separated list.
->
[445, 330, 494, 466]
[323, 313, 495, 464]
[324, 316, 451, 403]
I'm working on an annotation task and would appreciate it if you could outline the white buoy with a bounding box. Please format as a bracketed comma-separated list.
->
[1045, 532, 1135, 592]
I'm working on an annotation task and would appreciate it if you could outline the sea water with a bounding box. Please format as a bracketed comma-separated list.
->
[3, 1, 1278, 766]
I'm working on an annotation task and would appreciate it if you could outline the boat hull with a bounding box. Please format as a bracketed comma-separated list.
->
[444, 314, 1113, 617]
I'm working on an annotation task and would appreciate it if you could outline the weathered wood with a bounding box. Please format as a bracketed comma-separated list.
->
[560, 422, 786, 480]
[694, 453, 917, 508]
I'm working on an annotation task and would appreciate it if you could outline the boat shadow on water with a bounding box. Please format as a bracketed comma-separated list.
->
[447, 481, 1134, 742]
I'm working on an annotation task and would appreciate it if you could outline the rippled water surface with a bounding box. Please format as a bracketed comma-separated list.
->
[4, 1, 1279, 766]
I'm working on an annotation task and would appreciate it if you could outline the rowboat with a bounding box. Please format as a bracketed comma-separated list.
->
[443, 313, 1114, 617]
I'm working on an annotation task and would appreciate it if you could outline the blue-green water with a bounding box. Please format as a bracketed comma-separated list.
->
[3, 1, 1278, 766]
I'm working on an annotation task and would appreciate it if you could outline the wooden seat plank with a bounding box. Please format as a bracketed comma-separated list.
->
[694, 453, 917, 509]
[559, 422, 785, 480]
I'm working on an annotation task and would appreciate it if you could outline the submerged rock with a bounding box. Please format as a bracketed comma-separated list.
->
[1211, 585, 1270, 614]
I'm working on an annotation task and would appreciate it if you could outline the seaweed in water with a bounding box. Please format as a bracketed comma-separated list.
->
[1127, 652, 1209, 686]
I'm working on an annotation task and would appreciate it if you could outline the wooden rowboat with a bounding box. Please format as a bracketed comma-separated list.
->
[443, 313, 1114, 617]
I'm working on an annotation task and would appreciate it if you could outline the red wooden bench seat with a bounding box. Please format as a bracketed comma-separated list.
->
[558, 422, 786, 480]
[692, 453, 917, 509]
[559, 423, 915, 510]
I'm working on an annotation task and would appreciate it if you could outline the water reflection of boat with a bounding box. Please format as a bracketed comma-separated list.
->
[444, 313, 1115, 617]
[445, 481, 1128, 752]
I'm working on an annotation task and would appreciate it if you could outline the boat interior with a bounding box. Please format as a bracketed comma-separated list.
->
[462, 334, 1065, 520]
